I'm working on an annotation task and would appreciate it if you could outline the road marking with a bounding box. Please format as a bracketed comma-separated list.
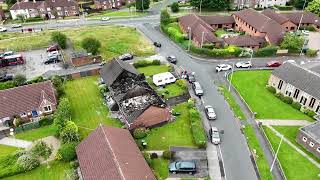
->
[218, 144, 227, 180]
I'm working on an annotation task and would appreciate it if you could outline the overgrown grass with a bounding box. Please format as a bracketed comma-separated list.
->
[15, 125, 57, 141]
[151, 158, 169, 180]
[137, 65, 171, 76]
[263, 126, 320, 180]
[0, 145, 18, 158]
[231, 71, 313, 121]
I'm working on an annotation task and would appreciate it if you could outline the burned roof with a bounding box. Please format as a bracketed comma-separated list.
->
[100, 58, 139, 86]
[282, 12, 320, 26]
[0, 81, 57, 120]
[199, 15, 235, 25]
[224, 35, 261, 47]
[233, 9, 286, 44]
[261, 9, 290, 24]
[76, 125, 156, 180]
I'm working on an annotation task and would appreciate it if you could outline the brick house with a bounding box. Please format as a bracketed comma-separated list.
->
[262, 9, 297, 31]
[297, 122, 320, 158]
[223, 35, 265, 49]
[268, 62, 320, 113]
[94, 0, 134, 10]
[10, 0, 79, 20]
[282, 12, 320, 32]
[199, 16, 235, 30]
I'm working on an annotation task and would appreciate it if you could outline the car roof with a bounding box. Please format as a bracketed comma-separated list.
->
[211, 127, 218, 131]
[179, 161, 195, 168]
[205, 105, 213, 109]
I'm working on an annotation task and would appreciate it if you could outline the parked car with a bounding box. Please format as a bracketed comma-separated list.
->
[119, 53, 133, 61]
[302, 30, 310, 36]
[154, 41, 161, 47]
[266, 61, 282, 67]
[236, 61, 252, 68]
[169, 161, 196, 174]
[210, 127, 221, 145]
[48, 51, 59, 57]
[186, 72, 195, 83]
[192, 82, 203, 96]
[47, 44, 60, 52]
[1, 51, 14, 58]
[0, 72, 14, 82]
[44, 56, 60, 64]
[216, 64, 232, 72]
[166, 55, 177, 64]
[205, 105, 216, 120]
[101, 17, 110, 21]
[0, 27, 7, 32]
[11, 24, 22, 28]
[225, 28, 234, 32]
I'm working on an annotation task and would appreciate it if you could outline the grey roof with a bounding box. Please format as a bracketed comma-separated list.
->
[272, 62, 320, 100]
[100, 58, 139, 86]
[301, 122, 320, 143]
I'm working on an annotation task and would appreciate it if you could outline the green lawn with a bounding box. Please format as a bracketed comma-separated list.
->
[143, 102, 196, 150]
[151, 158, 169, 180]
[0, 145, 18, 158]
[88, 8, 147, 18]
[137, 65, 171, 76]
[231, 71, 313, 121]
[15, 125, 57, 141]
[64, 76, 122, 137]
[272, 126, 320, 164]
[263, 126, 320, 180]
[157, 83, 187, 99]
[215, 29, 227, 38]
[0, 26, 155, 59]
[3, 161, 72, 180]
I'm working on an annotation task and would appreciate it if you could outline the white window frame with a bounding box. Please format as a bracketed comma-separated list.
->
[43, 105, 52, 112]
[317, 147, 320, 153]
[309, 142, 314, 147]
[302, 137, 307, 142]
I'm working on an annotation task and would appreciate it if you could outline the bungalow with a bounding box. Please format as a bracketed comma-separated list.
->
[282, 12, 320, 32]
[76, 125, 156, 180]
[199, 15, 235, 30]
[0, 81, 57, 126]
[223, 35, 265, 49]
[93, 0, 135, 10]
[268, 62, 320, 113]
[262, 9, 297, 31]
[297, 122, 320, 158]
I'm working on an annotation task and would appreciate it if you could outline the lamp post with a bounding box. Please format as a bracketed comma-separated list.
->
[297, 0, 307, 31]
[187, 26, 191, 51]
[199, 0, 203, 15]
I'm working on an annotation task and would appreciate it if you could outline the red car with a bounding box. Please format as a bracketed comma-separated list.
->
[47, 44, 60, 52]
[266, 61, 282, 67]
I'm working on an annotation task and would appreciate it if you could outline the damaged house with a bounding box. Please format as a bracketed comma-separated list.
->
[100, 58, 171, 130]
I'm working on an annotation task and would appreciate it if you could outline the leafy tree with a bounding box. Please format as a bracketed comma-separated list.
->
[289, 0, 312, 9]
[5, 0, 17, 7]
[190, 0, 230, 10]
[13, 74, 26, 86]
[17, 154, 40, 171]
[56, 142, 77, 161]
[81, 37, 101, 55]
[60, 121, 80, 144]
[280, 33, 304, 53]
[135, 0, 150, 11]
[160, 9, 171, 25]
[54, 98, 71, 134]
[30, 141, 52, 167]
[51, 32, 67, 49]
[306, 0, 320, 16]
[171, 2, 180, 12]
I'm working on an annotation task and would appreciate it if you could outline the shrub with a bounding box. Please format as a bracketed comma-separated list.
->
[171, 2, 179, 12]
[56, 142, 77, 162]
[70, 161, 79, 168]
[303, 109, 316, 118]
[60, 121, 80, 144]
[274, 5, 293, 10]
[254, 46, 278, 57]
[266, 86, 276, 94]
[13, 74, 26, 86]
[306, 49, 318, 57]
[51, 32, 67, 49]
[202, 44, 215, 49]
[162, 150, 172, 159]
[98, 84, 108, 95]
[16, 154, 40, 171]
[133, 60, 161, 68]
[30, 141, 52, 161]
[291, 102, 301, 110]
[39, 115, 54, 126]
[299, 25, 316, 31]
[189, 108, 207, 148]
[187, 98, 195, 109]
[150, 153, 158, 159]
[175, 79, 187, 90]
[133, 128, 149, 139]
[151, 59, 161, 65]
[275, 93, 283, 99]
[0, 81, 15, 90]
[143, 152, 152, 166]
[54, 97, 71, 133]
[282, 96, 293, 104]
[167, 27, 185, 43]
[280, 33, 304, 53]
[28, 76, 44, 84]
[160, 9, 171, 25]
[81, 37, 101, 55]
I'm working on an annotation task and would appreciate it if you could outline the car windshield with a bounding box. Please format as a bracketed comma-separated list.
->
[212, 132, 219, 138]
[175, 162, 181, 169]
[207, 108, 214, 113]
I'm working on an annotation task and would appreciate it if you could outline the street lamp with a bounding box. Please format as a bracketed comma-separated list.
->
[199, 0, 203, 15]
[297, 0, 307, 31]
[187, 26, 192, 51]
[228, 62, 235, 91]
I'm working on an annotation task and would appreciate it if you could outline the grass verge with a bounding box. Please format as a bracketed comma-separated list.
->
[15, 125, 57, 141]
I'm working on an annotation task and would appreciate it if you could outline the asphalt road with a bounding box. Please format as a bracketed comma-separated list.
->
[138, 23, 258, 180]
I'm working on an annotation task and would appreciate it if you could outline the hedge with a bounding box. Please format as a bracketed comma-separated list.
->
[266, 86, 276, 94]
[303, 109, 316, 118]
[306, 49, 318, 57]
[299, 26, 316, 32]
[133, 128, 149, 139]
[254, 46, 278, 57]
[291, 102, 301, 110]
[133, 60, 161, 68]
[56, 142, 78, 162]
[274, 5, 293, 10]
[0, 81, 15, 90]
[39, 115, 54, 127]
[189, 108, 207, 148]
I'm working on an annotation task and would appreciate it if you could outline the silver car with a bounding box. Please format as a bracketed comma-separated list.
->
[205, 106, 216, 120]
[192, 82, 203, 96]
[210, 127, 221, 145]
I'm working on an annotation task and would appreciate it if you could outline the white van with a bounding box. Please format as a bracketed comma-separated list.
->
[152, 72, 176, 86]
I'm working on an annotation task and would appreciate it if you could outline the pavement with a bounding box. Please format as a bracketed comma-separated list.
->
[257, 119, 313, 126]
[0, 137, 32, 148]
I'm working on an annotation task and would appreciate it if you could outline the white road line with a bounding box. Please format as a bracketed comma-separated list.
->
[218, 144, 228, 180]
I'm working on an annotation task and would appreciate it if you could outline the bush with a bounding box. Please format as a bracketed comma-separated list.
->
[175, 79, 187, 90]
[162, 150, 172, 159]
[133, 60, 161, 68]
[171, 2, 179, 12]
[133, 128, 149, 139]
[60, 121, 80, 144]
[39, 115, 54, 126]
[189, 108, 207, 148]
[150, 153, 158, 159]
[143, 152, 152, 166]
[282, 96, 293, 104]
[0, 81, 15, 90]
[98, 84, 108, 95]
[291, 102, 302, 110]
[160, 9, 171, 25]
[54, 97, 71, 133]
[28, 76, 44, 84]
[306, 49, 318, 57]
[81, 37, 101, 55]
[303, 109, 316, 118]
[13, 74, 26, 86]
[167, 27, 185, 43]
[266, 86, 276, 94]
[56, 142, 77, 162]
[51, 32, 67, 49]
[280, 33, 304, 53]
[299, 25, 316, 31]
[202, 44, 215, 49]
[274, 5, 293, 10]
[254, 46, 278, 57]
[16, 154, 40, 171]
[187, 98, 195, 109]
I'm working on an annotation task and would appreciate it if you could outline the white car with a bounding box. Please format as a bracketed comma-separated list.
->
[210, 127, 221, 145]
[101, 17, 110, 21]
[11, 24, 22, 28]
[205, 105, 216, 120]
[192, 82, 203, 96]
[283, 60, 296, 64]
[236, 61, 252, 68]
[302, 30, 310, 36]
[0, 27, 7, 32]
[48, 51, 59, 57]
[216, 64, 232, 72]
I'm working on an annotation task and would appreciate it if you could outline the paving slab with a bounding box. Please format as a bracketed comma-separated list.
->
[257, 119, 312, 126]
[0, 137, 32, 148]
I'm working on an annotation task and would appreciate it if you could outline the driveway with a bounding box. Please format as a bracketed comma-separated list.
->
[307, 32, 320, 51]
[1, 49, 63, 79]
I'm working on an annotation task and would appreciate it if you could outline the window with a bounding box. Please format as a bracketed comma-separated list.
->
[47, 7, 51, 11]
[309, 97, 316, 108]
[316, 105, 320, 113]
[317, 147, 320, 152]
[277, 80, 283, 89]
[302, 137, 307, 142]
[300, 96, 307, 105]
[56, 7, 61, 10]
[20, 112, 27, 117]
[43, 105, 52, 112]
[293, 89, 300, 99]
[285, 91, 291, 96]
[309, 142, 314, 147]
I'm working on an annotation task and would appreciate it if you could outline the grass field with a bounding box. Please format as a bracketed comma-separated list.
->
[15, 125, 57, 141]
[0, 26, 155, 59]
[64, 76, 122, 137]
[0, 145, 18, 158]
[137, 65, 171, 76]
[263, 126, 320, 180]
[144, 102, 195, 150]
[88, 8, 147, 19]
[231, 71, 313, 121]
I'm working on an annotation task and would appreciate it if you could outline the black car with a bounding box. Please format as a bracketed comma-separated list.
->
[154, 42, 161, 47]
[119, 53, 134, 61]
[186, 73, 196, 83]
[169, 161, 196, 174]
[0, 73, 14, 82]
[166, 56, 177, 64]
[44, 56, 60, 64]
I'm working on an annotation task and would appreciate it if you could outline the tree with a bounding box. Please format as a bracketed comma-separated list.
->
[135, 0, 150, 11]
[51, 32, 67, 49]
[190, 0, 230, 10]
[171, 2, 180, 12]
[160, 9, 171, 25]
[280, 33, 304, 53]
[289, 0, 312, 9]
[30, 141, 52, 167]
[54, 98, 71, 134]
[56, 142, 77, 161]
[13, 74, 26, 86]
[60, 121, 80, 144]
[81, 37, 101, 55]
[17, 153, 40, 171]
[306, 0, 320, 16]
[5, 0, 17, 7]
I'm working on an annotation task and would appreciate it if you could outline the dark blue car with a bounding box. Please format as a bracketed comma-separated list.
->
[169, 161, 196, 174]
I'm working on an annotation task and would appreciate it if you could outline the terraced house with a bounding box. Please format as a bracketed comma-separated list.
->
[94, 0, 135, 10]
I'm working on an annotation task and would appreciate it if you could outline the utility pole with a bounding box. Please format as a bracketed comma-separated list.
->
[228, 62, 235, 91]
[270, 135, 284, 172]
[142, 0, 144, 12]
[201, 31, 205, 48]
[297, 0, 307, 31]
[188, 26, 191, 51]
[199, 0, 203, 15]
